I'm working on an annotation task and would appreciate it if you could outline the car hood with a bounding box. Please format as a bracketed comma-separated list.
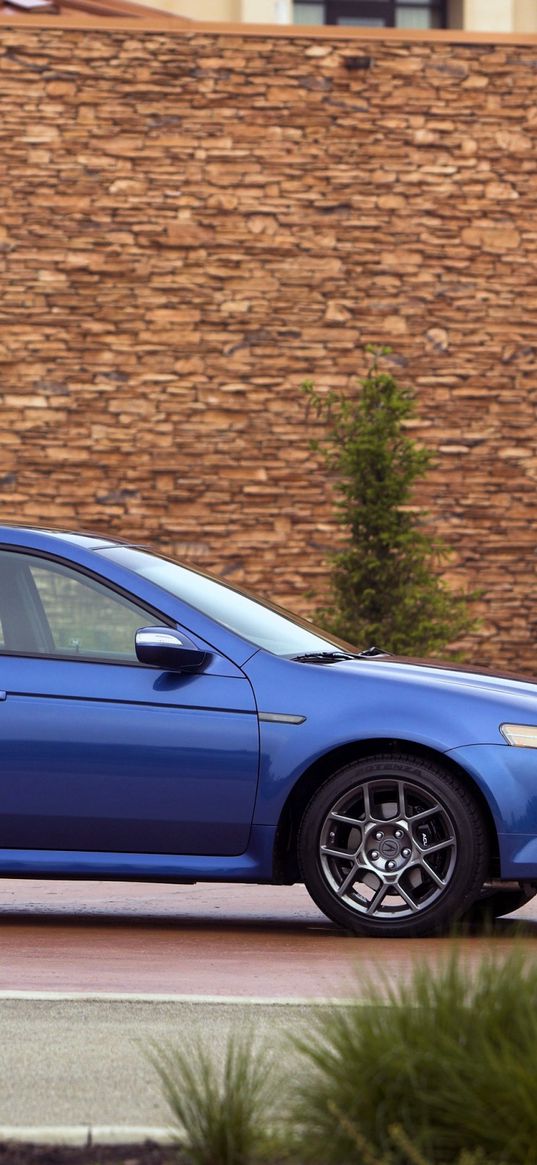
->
[334, 652, 537, 701]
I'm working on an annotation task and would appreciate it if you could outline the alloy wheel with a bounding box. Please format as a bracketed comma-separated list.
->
[318, 776, 458, 920]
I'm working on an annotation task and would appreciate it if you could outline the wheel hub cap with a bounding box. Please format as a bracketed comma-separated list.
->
[366, 825, 412, 872]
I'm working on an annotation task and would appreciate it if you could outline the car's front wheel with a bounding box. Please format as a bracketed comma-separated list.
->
[298, 754, 489, 938]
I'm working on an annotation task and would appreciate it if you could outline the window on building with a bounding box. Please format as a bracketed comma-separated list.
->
[293, 0, 444, 26]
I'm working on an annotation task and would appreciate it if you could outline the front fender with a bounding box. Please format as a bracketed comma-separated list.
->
[448, 744, 537, 878]
[246, 652, 517, 826]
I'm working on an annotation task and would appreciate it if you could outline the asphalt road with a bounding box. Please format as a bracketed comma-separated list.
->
[1, 879, 536, 999]
[0, 880, 536, 1135]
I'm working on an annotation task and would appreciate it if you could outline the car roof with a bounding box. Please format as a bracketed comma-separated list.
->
[0, 523, 123, 550]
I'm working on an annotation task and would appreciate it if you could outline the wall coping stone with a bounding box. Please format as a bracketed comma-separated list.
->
[2, 17, 537, 43]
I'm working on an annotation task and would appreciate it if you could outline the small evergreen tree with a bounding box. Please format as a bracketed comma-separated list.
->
[302, 348, 477, 657]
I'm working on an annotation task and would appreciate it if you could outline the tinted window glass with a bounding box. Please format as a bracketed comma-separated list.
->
[0, 550, 158, 661]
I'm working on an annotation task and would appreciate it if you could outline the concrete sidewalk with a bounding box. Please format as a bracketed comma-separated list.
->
[0, 997, 313, 1133]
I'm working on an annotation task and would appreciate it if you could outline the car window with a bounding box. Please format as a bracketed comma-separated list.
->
[0, 550, 160, 662]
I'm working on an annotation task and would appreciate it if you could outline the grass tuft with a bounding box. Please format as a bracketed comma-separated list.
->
[151, 1028, 278, 1165]
[291, 947, 537, 1164]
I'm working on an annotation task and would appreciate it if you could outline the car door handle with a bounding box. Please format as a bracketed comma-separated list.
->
[0, 692, 6, 701]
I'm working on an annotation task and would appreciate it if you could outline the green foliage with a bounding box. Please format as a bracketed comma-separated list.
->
[291, 948, 537, 1165]
[320, 1110, 495, 1165]
[150, 951, 537, 1165]
[302, 348, 477, 656]
[152, 1028, 278, 1165]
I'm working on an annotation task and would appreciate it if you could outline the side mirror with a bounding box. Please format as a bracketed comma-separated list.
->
[135, 627, 209, 673]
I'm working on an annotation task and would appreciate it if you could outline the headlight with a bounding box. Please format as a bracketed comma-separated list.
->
[500, 724, 537, 748]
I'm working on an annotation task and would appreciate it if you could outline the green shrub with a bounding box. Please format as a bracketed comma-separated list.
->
[151, 951, 537, 1165]
[302, 348, 477, 656]
[152, 1029, 278, 1165]
[291, 948, 537, 1164]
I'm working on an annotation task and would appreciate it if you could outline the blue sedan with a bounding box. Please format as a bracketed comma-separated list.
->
[1, 524, 536, 937]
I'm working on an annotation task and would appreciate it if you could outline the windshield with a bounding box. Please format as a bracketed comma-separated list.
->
[99, 545, 356, 657]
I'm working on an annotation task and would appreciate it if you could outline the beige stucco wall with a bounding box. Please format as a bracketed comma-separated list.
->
[469, 0, 537, 33]
[512, 0, 537, 30]
[144, 0, 238, 18]
[144, 0, 289, 19]
[463, 0, 512, 29]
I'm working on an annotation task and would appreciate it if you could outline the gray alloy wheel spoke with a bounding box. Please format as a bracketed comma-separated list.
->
[397, 780, 407, 819]
[408, 804, 442, 822]
[330, 811, 364, 828]
[396, 882, 420, 913]
[362, 782, 372, 819]
[336, 863, 360, 897]
[320, 844, 356, 861]
[419, 858, 447, 888]
[366, 882, 388, 915]
[415, 837, 455, 856]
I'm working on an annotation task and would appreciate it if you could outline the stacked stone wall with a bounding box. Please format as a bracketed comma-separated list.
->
[1, 25, 536, 669]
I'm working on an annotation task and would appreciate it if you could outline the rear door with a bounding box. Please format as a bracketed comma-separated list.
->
[0, 548, 259, 856]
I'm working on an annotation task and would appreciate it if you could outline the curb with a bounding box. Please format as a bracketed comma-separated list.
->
[0, 990, 338, 1005]
[0, 1126, 174, 1146]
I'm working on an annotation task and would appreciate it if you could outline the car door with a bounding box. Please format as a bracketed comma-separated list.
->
[0, 548, 259, 856]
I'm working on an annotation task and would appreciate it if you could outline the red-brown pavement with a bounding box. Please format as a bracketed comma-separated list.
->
[1, 880, 536, 999]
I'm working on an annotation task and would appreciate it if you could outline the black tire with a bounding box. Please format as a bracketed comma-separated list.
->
[462, 881, 537, 926]
[298, 753, 489, 938]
